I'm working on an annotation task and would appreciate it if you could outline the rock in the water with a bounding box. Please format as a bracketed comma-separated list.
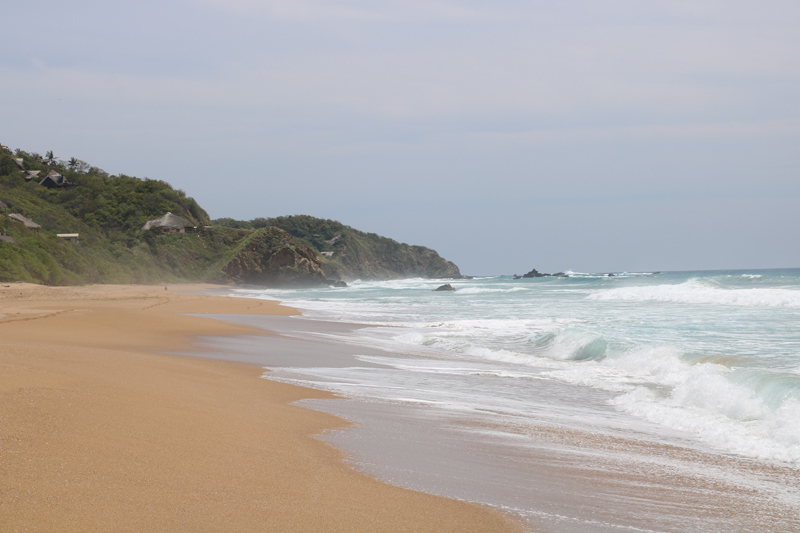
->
[522, 268, 550, 278]
[433, 284, 456, 291]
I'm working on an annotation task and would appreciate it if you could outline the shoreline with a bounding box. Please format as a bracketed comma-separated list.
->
[0, 283, 526, 532]
[193, 293, 800, 533]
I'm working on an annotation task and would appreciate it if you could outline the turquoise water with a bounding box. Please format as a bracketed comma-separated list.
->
[234, 268, 800, 466]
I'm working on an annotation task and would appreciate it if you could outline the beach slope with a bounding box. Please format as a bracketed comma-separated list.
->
[0, 284, 524, 532]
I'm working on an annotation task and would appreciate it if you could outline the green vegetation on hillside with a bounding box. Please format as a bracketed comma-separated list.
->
[0, 145, 461, 285]
[0, 148, 238, 284]
[214, 214, 462, 280]
[222, 226, 331, 286]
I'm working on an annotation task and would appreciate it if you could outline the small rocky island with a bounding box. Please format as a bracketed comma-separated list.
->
[513, 268, 567, 279]
[433, 284, 456, 291]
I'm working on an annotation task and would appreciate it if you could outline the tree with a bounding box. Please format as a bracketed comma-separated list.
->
[69, 157, 78, 170]
[45, 151, 56, 165]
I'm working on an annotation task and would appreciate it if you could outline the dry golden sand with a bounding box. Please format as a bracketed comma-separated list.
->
[0, 283, 526, 532]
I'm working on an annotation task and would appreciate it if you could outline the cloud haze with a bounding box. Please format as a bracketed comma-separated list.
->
[2, 0, 798, 273]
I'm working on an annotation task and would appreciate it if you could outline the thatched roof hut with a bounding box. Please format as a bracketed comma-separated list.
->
[25, 170, 41, 181]
[12, 158, 25, 170]
[8, 213, 41, 229]
[39, 170, 71, 189]
[141, 212, 193, 234]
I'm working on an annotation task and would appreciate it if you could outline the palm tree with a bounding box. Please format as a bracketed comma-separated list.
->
[69, 157, 78, 170]
[45, 150, 56, 165]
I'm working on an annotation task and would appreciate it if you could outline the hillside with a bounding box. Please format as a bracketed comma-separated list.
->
[0, 149, 217, 284]
[0, 146, 462, 285]
[213, 215, 462, 281]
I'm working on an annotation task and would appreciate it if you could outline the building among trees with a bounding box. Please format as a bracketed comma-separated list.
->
[39, 170, 71, 189]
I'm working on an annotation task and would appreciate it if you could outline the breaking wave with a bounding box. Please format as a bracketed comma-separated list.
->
[588, 279, 800, 307]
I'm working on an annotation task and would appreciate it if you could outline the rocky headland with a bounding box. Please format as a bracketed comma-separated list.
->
[221, 227, 340, 287]
[0, 146, 463, 286]
[214, 214, 464, 282]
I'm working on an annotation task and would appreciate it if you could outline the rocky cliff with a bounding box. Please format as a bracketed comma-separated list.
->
[227, 215, 463, 281]
[326, 240, 461, 281]
[221, 227, 334, 286]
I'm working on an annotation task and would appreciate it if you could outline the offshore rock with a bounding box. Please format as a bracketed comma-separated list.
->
[434, 284, 456, 291]
[522, 268, 549, 278]
[222, 227, 335, 287]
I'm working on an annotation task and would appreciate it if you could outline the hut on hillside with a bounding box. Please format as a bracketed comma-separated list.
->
[8, 213, 41, 230]
[12, 158, 25, 170]
[141, 212, 193, 234]
[57, 233, 80, 243]
[39, 170, 71, 189]
[24, 170, 41, 181]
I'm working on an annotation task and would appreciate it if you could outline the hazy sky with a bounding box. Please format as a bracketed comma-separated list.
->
[2, 0, 798, 274]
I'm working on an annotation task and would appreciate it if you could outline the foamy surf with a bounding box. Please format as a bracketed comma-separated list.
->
[222, 268, 800, 531]
[588, 278, 800, 307]
[232, 268, 800, 468]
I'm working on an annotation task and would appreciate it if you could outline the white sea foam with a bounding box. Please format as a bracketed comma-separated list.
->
[231, 269, 800, 466]
[562, 270, 608, 278]
[588, 279, 800, 307]
[403, 322, 800, 464]
[535, 342, 800, 464]
[456, 286, 531, 294]
[613, 386, 800, 464]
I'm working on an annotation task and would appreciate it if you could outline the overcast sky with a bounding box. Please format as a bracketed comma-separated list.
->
[2, 0, 798, 274]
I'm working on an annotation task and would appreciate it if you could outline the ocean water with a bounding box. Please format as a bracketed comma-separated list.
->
[226, 268, 800, 530]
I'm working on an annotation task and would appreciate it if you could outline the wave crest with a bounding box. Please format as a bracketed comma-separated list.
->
[588, 279, 800, 307]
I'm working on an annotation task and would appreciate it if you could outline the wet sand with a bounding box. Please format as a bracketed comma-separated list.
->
[0, 283, 525, 532]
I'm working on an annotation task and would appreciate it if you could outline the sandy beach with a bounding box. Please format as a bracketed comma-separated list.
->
[0, 283, 525, 532]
